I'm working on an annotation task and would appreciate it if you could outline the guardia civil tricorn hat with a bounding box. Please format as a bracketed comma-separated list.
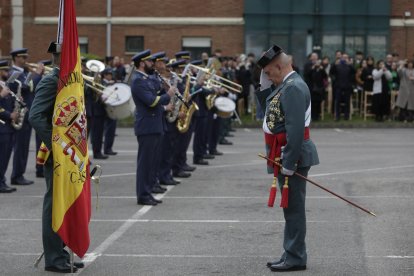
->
[257, 45, 284, 68]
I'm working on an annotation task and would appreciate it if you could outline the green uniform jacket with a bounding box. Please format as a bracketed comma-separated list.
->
[256, 71, 319, 171]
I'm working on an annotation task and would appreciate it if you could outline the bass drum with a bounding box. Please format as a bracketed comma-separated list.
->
[214, 96, 236, 118]
[102, 83, 134, 120]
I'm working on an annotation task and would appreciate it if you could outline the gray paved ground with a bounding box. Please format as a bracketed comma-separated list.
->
[1, 127, 414, 276]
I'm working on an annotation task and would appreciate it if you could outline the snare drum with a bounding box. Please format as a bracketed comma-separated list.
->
[102, 83, 134, 120]
[214, 97, 236, 118]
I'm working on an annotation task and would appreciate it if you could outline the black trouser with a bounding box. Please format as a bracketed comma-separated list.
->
[12, 121, 32, 179]
[0, 132, 15, 186]
[104, 117, 117, 153]
[91, 116, 105, 154]
[334, 89, 351, 120]
[193, 116, 208, 161]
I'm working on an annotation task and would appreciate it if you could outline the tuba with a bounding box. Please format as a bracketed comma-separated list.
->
[176, 75, 199, 133]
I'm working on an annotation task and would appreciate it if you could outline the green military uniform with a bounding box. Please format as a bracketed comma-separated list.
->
[256, 71, 319, 267]
[28, 67, 70, 267]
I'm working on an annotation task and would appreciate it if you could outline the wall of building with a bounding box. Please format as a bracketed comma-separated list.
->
[20, 0, 244, 62]
[0, 0, 12, 58]
[390, 0, 414, 59]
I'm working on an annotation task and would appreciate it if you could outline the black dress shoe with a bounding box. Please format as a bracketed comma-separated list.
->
[225, 133, 234, 137]
[137, 198, 158, 206]
[11, 177, 34, 185]
[151, 197, 162, 204]
[159, 179, 177, 185]
[219, 139, 233, 145]
[193, 159, 209, 165]
[269, 262, 306, 272]
[36, 171, 44, 178]
[0, 185, 17, 193]
[65, 261, 84, 269]
[172, 178, 181, 184]
[104, 150, 118, 155]
[152, 186, 166, 194]
[210, 150, 223, 156]
[173, 171, 191, 178]
[94, 153, 108, 159]
[266, 259, 284, 267]
[203, 154, 215, 159]
[45, 263, 78, 273]
[182, 165, 196, 172]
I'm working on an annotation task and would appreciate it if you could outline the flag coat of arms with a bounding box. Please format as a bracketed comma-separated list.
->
[51, 0, 91, 258]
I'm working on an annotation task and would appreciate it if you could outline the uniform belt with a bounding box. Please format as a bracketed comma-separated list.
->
[264, 127, 310, 176]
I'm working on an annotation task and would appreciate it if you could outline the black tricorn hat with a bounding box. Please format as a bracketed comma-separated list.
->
[47, 41, 61, 54]
[257, 45, 283, 68]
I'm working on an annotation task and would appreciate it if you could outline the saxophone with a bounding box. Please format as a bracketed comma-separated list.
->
[176, 75, 199, 133]
[11, 79, 27, 130]
[165, 73, 181, 123]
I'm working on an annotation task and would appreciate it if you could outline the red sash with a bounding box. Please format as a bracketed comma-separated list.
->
[264, 127, 310, 176]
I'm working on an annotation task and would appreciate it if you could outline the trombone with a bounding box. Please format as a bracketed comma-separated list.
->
[186, 64, 242, 94]
[26, 63, 53, 74]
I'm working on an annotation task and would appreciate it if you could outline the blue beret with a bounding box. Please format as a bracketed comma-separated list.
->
[150, 51, 167, 62]
[167, 59, 187, 68]
[101, 68, 113, 75]
[175, 51, 191, 60]
[0, 59, 9, 69]
[190, 59, 203, 66]
[257, 45, 283, 68]
[10, 48, 28, 57]
[131, 49, 151, 63]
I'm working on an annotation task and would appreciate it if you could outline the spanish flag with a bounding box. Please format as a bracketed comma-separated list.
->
[51, 0, 91, 258]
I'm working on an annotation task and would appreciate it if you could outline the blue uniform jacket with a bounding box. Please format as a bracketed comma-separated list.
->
[131, 71, 171, 136]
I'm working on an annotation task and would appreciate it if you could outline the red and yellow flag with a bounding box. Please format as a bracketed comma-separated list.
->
[51, 0, 90, 258]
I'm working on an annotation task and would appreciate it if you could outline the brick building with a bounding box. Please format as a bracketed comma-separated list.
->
[0, 0, 413, 65]
[1, 0, 244, 62]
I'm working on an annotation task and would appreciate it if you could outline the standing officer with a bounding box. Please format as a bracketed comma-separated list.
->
[131, 49, 175, 206]
[8, 48, 37, 185]
[256, 45, 319, 272]
[29, 42, 84, 273]
[0, 60, 17, 193]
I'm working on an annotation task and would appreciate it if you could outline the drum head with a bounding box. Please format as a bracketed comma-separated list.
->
[102, 83, 131, 106]
[214, 97, 236, 112]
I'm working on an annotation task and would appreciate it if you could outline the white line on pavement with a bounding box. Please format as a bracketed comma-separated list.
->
[2, 251, 413, 259]
[79, 185, 174, 271]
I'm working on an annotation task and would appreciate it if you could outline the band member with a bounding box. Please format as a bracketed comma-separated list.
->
[29, 42, 84, 273]
[131, 49, 175, 206]
[192, 67, 215, 165]
[8, 48, 39, 185]
[153, 52, 182, 186]
[100, 68, 118, 155]
[256, 45, 319, 272]
[90, 69, 111, 159]
[0, 60, 17, 193]
[169, 59, 196, 177]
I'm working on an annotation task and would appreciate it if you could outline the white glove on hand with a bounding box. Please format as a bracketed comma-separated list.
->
[259, 70, 273, 91]
[281, 167, 294, 176]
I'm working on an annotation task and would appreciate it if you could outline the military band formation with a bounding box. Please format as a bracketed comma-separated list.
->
[0, 46, 239, 203]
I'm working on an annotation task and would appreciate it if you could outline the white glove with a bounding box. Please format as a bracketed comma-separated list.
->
[259, 70, 273, 91]
[281, 167, 294, 176]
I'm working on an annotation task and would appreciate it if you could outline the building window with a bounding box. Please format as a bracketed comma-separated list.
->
[79, 37, 88, 54]
[182, 37, 211, 59]
[125, 36, 144, 53]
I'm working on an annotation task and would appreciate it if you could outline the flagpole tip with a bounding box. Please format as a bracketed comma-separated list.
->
[370, 212, 377, 217]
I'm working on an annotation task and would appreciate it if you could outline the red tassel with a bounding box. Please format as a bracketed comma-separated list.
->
[280, 176, 289, 208]
[267, 177, 277, 207]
